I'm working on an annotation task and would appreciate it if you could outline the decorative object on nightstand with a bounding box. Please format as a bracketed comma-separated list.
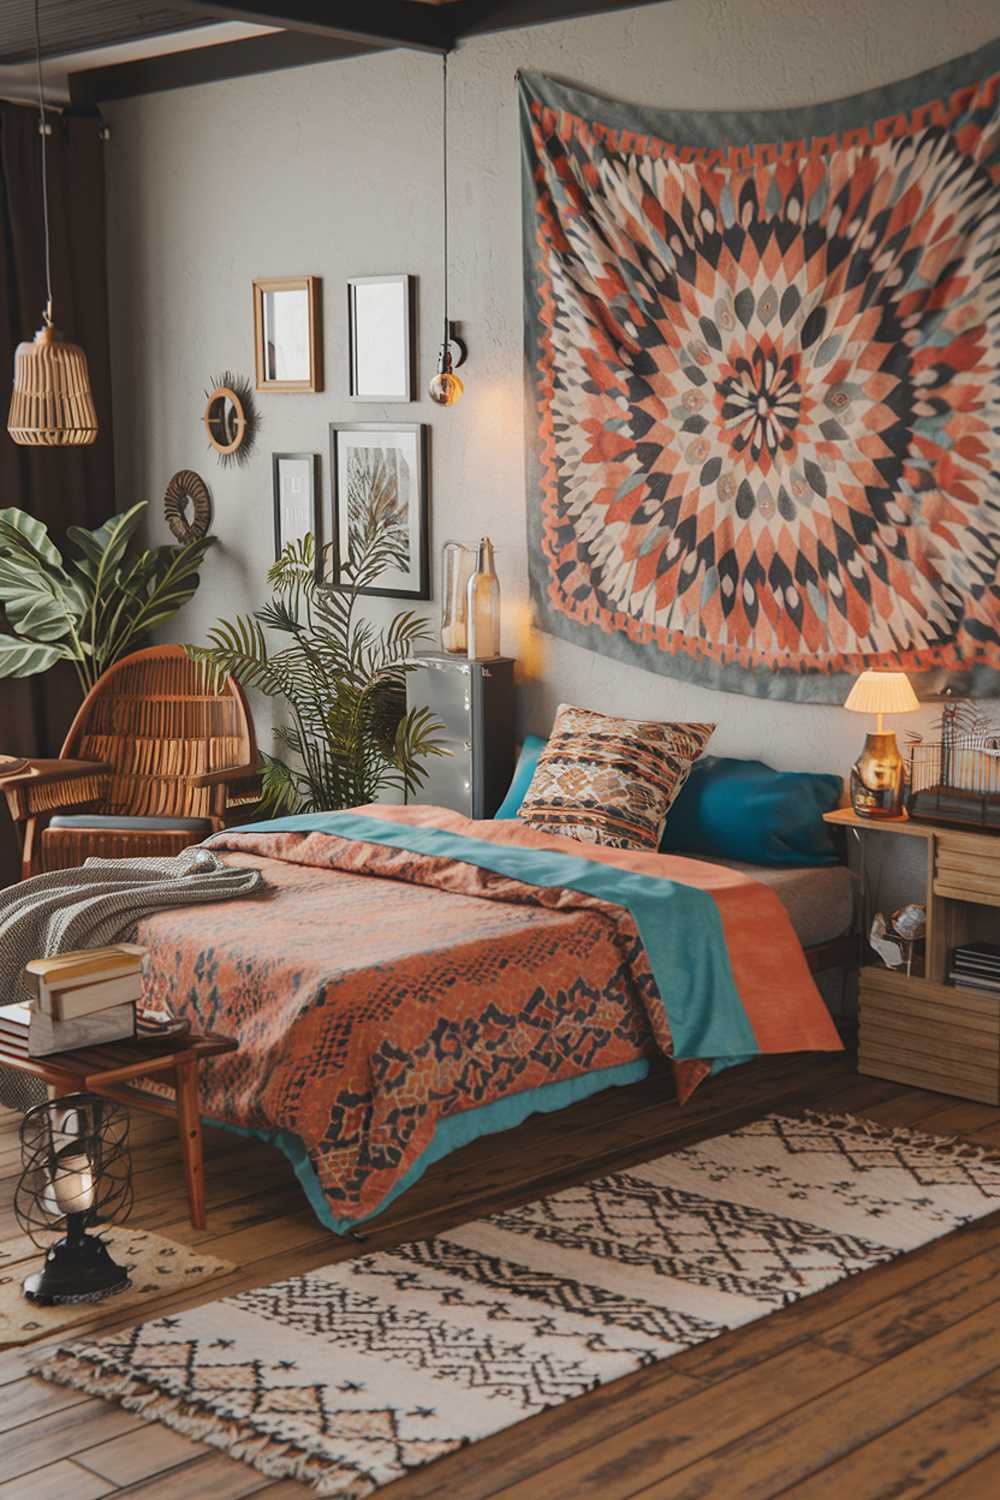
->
[467, 537, 501, 660]
[15, 1093, 132, 1305]
[408, 653, 515, 819]
[906, 701, 1000, 830]
[844, 670, 920, 818]
[441, 540, 475, 654]
[868, 904, 925, 975]
[825, 808, 1000, 1103]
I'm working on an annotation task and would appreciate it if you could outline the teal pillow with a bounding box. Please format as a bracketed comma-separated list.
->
[660, 756, 842, 867]
[495, 734, 546, 819]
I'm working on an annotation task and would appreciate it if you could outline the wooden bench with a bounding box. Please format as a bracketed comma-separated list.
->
[0, 1019, 237, 1229]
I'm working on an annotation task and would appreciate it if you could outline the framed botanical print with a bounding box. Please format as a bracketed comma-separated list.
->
[328, 422, 429, 599]
[253, 276, 323, 392]
[347, 274, 414, 402]
[272, 452, 319, 564]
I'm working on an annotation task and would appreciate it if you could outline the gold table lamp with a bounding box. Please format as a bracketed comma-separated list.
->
[844, 670, 920, 818]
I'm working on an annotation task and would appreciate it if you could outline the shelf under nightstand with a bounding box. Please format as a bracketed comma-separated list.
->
[823, 809, 1000, 1104]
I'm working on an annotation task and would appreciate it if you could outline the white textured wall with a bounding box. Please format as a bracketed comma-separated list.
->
[105, 0, 1000, 774]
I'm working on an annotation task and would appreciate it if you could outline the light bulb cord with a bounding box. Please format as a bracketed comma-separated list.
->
[33, 0, 54, 325]
[442, 51, 449, 350]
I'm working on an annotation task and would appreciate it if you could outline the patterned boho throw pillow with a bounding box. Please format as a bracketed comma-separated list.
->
[517, 704, 715, 851]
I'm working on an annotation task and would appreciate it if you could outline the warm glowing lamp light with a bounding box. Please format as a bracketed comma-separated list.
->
[844, 670, 920, 819]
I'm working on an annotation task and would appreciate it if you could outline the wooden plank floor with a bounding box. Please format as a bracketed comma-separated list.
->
[2, 1051, 999, 1499]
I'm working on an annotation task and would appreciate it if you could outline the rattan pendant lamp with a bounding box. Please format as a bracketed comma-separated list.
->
[7, 1, 98, 448]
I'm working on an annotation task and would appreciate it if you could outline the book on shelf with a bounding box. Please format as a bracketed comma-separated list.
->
[0, 999, 136, 1055]
[25, 1001, 136, 1057]
[34, 971, 144, 1022]
[24, 942, 145, 997]
[949, 972, 1000, 995]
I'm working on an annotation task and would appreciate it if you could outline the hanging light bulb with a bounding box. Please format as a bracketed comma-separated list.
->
[429, 323, 466, 407]
[428, 53, 467, 407]
[8, 1, 98, 448]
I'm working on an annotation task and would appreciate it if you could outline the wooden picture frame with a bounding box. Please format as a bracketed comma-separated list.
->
[272, 452, 320, 567]
[347, 274, 414, 402]
[253, 275, 322, 393]
[328, 422, 429, 600]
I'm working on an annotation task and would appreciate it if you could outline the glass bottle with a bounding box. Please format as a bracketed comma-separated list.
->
[467, 537, 500, 660]
[440, 541, 475, 654]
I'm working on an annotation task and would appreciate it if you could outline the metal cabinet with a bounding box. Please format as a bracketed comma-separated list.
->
[407, 654, 516, 819]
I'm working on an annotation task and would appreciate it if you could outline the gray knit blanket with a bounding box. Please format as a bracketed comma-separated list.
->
[0, 848, 265, 1005]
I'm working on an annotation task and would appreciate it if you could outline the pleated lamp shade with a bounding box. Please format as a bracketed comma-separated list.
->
[844, 670, 920, 716]
[8, 321, 98, 447]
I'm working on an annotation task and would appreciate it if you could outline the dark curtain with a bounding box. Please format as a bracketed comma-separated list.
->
[0, 102, 116, 881]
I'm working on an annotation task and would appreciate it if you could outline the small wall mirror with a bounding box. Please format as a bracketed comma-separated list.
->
[202, 372, 258, 467]
[253, 275, 322, 392]
[204, 385, 246, 455]
[348, 274, 414, 402]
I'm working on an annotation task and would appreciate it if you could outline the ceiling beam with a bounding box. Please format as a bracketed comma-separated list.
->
[68, 29, 378, 107]
[456, 0, 673, 37]
[175, 1, 456, 53]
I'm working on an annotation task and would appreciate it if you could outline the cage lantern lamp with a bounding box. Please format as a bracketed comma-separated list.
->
[15, 1093, 132, 1305]
[844, 670, 920, 819]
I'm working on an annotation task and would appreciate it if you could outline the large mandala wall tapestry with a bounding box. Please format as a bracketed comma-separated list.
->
[520, 46, 1000, 702]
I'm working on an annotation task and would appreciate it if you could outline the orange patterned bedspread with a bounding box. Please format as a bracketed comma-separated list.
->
[137, 809, 839, 1227]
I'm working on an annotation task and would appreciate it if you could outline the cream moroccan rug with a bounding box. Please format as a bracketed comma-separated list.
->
[1, 1227, 233, 1347]
[30, 1112, 1000, 1497]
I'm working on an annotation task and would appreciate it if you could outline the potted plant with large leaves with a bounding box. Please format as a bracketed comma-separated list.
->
[188, 517, 447, 815]
[0, 501, 214, 694]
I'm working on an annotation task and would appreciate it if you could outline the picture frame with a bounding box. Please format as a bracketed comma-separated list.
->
[272, 452, 320, 566]
[347, 274, 414, 402]
[253, 276, 323, 393]
[328, 422, 429, 600]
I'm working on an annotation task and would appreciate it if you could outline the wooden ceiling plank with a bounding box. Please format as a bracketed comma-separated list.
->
[68, 30, 379, 107]
[174, 0, 457, 52]
[0, 4, 213, 68]
[455, 0, 675, 37]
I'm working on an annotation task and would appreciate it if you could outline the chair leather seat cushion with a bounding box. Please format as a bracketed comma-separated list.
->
[47, 814, 213, 834]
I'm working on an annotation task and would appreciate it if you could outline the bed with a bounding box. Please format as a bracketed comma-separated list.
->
[136, 805, 843, 1234]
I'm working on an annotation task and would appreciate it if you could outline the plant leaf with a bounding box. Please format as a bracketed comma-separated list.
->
[0, 636, 71, 677]
[0, 509, 64, 569]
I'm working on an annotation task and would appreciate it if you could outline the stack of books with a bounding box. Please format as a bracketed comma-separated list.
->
[949, 942, 1000, 995]
[22, 944, 146, 1056]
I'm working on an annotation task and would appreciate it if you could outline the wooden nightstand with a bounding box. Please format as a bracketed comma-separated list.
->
[0, 1020, 237, 1228]
[824, 808, 1000, 1103]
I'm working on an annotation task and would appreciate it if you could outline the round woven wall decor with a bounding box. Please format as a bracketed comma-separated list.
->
[164, 469, 212, 543]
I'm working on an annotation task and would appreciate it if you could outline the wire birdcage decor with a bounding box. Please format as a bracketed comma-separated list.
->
[907, 702, 1000, 831]
[15, 1092, 133, 1305]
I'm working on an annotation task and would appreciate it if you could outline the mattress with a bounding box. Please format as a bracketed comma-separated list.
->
[708, 859, 854, 950]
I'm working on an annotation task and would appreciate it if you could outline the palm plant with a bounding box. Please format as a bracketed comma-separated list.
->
[0, 501, 214, 694]
[187, 515, 447, 815]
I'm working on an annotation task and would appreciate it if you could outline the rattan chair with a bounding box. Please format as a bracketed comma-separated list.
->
[0, 645, 260, 879]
